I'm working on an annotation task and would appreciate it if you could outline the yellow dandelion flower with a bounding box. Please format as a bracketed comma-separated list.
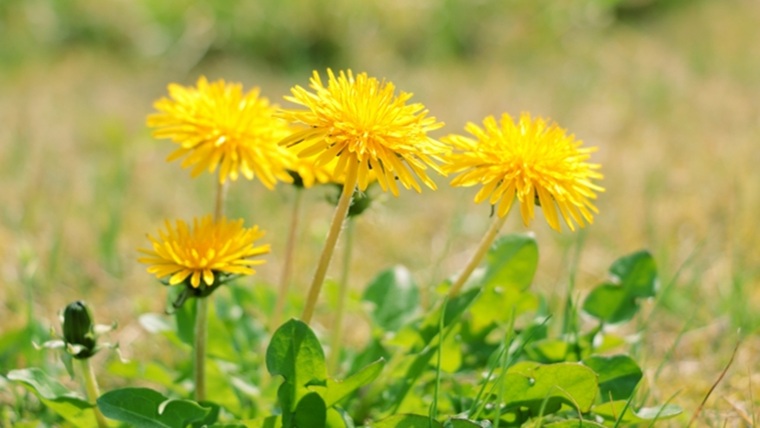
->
[278, 69, 448, 196]
[138, 215, 270, 289]
[148, 76, 295, 187]
[443, 113, 604, 231]
[285, 150, 336, 189]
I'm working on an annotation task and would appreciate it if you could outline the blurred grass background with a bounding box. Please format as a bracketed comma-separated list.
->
[1, 0, 759, 424]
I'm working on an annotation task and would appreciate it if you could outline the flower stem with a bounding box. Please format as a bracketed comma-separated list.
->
[194, 296, 208, 402]
[447, 214, 508, 298]
[301, 162, 358, 324]
[80, 358, 108, 428]
[329, 216, 356, 373]
[271, 187, 303, 332]
[194, 178, 227, 402]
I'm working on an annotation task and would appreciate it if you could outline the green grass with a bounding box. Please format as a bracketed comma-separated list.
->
[2, 0, 760, 425]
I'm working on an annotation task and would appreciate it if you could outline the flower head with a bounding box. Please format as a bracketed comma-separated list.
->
[443, 113, 604, 231]
[285, 151, 337, 189]
[138, 215, 270, 290]
[148, 76, 295, 187]
[278, 69, 448, 196]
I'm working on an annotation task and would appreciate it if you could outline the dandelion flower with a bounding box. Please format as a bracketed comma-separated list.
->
[443, 113, 604, 231]
[285, 150, 337, 189]
[148, 76, 295, 187]
[278, 69, 448, 196]
[138, 215, 270, 289]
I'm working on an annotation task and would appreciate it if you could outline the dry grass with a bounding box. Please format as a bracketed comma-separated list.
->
[2, 0, 759, 425]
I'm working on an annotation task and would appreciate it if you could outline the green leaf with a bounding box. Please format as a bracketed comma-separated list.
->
[97, 387, 210, 428]
[327, 407, 354, 428]
[482, 234, 539, 290]
[469, 235, 539, 332]
[362, 266, 420, 332]
[501, 362, 598, 414]
[582, 250, 657, 324]
[583, 355, 642, 401]
[294, 392, 326, 427]
[373, 414, 443, 427]
[592, 401, 682, 423]
[325, 358, 385, 406]
[525, 338, 570, 363]
[7, 368, 94, 426]
[7, 368, 85, 401]
[267, 319, 327, 387]
[267, 319, 328, 423]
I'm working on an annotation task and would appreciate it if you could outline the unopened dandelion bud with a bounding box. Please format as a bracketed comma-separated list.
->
[62, 301, 98, 359]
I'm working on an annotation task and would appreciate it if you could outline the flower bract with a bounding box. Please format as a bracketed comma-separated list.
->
[138, 215, 270, 289]
[148, 76, 295, 187]
[278, 69, 448, 196]
[443, 113, 604, 231]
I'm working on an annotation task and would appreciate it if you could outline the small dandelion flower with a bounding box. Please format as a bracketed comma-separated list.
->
[138, 215, 270, 290]
[443, 113, 604, 231]
[285, 151, 337, 189]
[148, 76, 295, 187]
[278, 69, 448, 196]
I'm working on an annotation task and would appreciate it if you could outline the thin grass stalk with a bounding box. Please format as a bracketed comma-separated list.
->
[301, 162, 358, 324]
[448, 214, 508, 298]
[271, 187, 303, 332]
[328, 216, 356, 373]
[80, 358, 108, 428]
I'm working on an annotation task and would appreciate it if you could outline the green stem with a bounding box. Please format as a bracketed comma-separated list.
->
[271, 187, 303, 332]
[194, 178, 226, 402]
[301, 162, 358, 324]
[328, 216, 356, 373]
[447, 214, 508, 298]
[194, 297, 208, 402]
[80, 358, 108, 428]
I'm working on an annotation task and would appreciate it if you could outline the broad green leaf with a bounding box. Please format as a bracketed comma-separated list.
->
[501, 362, 598, 414]
[327, 407, 354, 428]
[192, 400, 221, 428]
[362, 266, 420, 332]
[525, 338, 570, 363]
[266, 319, 327, 387]
[469, 235, 539, 332]
[267, 319, 327, 422]
[97, 387, 210, 428]
[7, 368, 94, 427]
[583, 355, 642, 401]
[582, 250, 657, 324]
[482, 235, 539, 290]
[325, 358, 385, 406]
[592, 401, 682, 423]
[372, 414, 443, 427]
[7, 368, 85, 401]
[294, 392, 326, 428]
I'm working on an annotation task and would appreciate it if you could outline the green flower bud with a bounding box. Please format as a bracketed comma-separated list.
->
[347, 188, 372, 218]
[62, 301, 97, 359]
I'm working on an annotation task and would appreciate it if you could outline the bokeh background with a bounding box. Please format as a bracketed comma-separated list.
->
[2, 0, 759, 424]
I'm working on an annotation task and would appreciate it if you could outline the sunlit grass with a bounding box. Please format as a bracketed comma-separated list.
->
[1, 0, 760, 424]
